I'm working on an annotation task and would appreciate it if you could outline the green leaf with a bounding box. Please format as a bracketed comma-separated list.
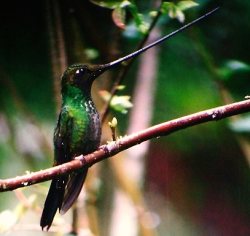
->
[149, 10, 158, 17]
[226, 60, 250, 71]
[177, 1, 198, 11]
[84, 48, 99, 60]
[90, 0, 124, 9]
[217, 60, 250, 80]
[99, 90, 133, 114]
[116, 85, 126, 90]
[126, 4, 149, 34]
[161, 2, 174, 15]
[161, 1, 198, 22]
[91, 0, 149, 33]
[90, 0, 131, 9]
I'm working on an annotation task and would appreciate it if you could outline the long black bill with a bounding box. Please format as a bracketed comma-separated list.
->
[98, 7, 219, 73]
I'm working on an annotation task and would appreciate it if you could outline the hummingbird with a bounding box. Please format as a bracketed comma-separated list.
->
[40, 7, 218, 230]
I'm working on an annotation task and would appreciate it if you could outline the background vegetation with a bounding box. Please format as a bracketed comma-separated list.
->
[1, 0, 250, 235]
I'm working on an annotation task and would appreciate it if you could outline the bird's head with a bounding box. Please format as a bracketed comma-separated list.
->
[61, 64, 106, 92]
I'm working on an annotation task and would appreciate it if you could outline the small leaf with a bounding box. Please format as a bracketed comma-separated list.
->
[91, 0, 149, 33]
[99, 90, 133, 114]
[175, 9, 185, 23]
[108, 117, 118, 128]
[120, 0, 131, 8]
[161, 2, 174, 15]
[90, 0, 123, 9]
[111, 95, 133, 113]
[161, 1, 198, 22]
[149, 10, 158, 17]
[116, 85, 126, 90]
[108, 117, 118, 141]
[217, 60, 250, 80]
[112, 7, 126, 29]
[177, 1, 198, 11]
[84, 48, 99, 60]
[127, 5, 149, 34]
[225, 60, 250, 71]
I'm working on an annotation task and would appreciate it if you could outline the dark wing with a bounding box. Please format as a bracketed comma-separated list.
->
[40, 109, 73, 230]
[40, 177, 67, 230]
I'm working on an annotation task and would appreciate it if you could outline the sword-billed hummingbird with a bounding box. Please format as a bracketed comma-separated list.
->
[40, 7, 218, 230]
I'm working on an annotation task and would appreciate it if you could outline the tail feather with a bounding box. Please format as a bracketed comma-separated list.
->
[60, 168, 88, 214]
[40, 168, 88, 230]
[40, 177, 67, 230]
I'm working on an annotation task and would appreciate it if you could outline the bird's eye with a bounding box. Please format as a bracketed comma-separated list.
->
[75, 68, 85, 78]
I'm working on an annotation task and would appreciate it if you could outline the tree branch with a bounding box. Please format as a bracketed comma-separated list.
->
[1, 99, 250, 192]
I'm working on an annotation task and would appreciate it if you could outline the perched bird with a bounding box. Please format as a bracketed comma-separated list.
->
[40, 64, 105, 230]
[40, 8, 218, 230]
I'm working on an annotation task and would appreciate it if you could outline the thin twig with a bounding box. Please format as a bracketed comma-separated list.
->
[1, 99, 250, 192]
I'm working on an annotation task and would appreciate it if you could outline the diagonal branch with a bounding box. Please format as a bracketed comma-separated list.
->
[1, 99, 250, 192]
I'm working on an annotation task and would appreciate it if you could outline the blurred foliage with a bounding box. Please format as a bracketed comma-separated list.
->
[161, 1, 198, 22]
[1, 0, 250, 235]
[99, 89, 133, 114]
